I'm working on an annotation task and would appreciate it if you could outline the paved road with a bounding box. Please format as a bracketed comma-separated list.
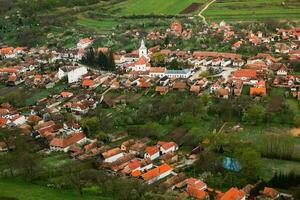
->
[198, 0, 216, 24]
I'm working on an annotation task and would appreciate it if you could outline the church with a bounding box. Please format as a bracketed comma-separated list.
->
[130, 40, 151, 72]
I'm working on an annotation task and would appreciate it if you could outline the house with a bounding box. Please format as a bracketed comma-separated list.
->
[121, 139, 135, 151]
[58, 66, 88, 83]
[77, 38, 93, 49]
[149, 67, 166, 78]
[144, 146, 160, 160]
[82, 79, 94, 88]
[216, 88, 230, 99]
[232, 69, 257, 85]
[277, 65, 288, 76]
[142, 163, 172, 184]
[160, 152, 178, 164]
[173, 82, 187, 90]
[250, 80, 266, 96]
[11, 115, 26, 126]
[50, 132, 86, 152]
[102, 147, 124, 163]
[263, 187, 280, 199]
[0, 117, 8, 128]
[157, 141, 178, 154]
[220, 187, 246, 200]
[0, 141, 8, 152]
[61, 91, 73, 98]
[186, 178, 208, 200]
[155, 86, 169, 95]
[170, 21, 183, 35]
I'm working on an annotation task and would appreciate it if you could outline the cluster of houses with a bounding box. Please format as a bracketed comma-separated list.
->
[1, 20, 299, 199]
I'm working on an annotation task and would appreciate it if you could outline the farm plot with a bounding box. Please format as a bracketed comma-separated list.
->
[203, 0, 300, 21]
[112, 0, 207, 15]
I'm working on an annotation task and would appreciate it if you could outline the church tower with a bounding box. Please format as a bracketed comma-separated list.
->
[139, 39, 148, 58]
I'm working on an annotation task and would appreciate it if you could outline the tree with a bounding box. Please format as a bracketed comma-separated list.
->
[258, 133, 295, 160]
[234, 147, 262, 182]
[151, 52, 166, 67]
[294, 115, 300, 127]
[80, 116, 100, 137]
[243, 104, 265, 125]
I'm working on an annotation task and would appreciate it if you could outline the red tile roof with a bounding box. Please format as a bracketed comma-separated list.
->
[232, 69, 257, 79]
[82, 79, 94, 87]
[142, 164, 172, 181]
[50, 132, 85, 148]
[145, 146, 159, 156]
[220, 187, 245, 200]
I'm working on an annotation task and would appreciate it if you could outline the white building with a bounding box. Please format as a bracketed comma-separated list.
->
[165, 69, 191, 79]
[58, 66, 88, 83]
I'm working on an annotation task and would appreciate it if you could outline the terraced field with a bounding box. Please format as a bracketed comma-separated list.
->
[203, 0, 300, 21]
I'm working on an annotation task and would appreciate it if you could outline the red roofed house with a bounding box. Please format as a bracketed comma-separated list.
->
[82, 79, 95, 88]
[220, 187, 246, 200]
[170, 21, 183, 35]
[263, 187, 280, 199]
[77, 38, 93, 49]
[144, 146, 160, 160]
[186, 178, 208, 200]
[142, 163, 172, 184]
[250, 80, 267, 96]
[157, 141, 178, 155]
[102, 147, 124, 163]
[232, 69, 257, 85]
[50, 132, 86, 152]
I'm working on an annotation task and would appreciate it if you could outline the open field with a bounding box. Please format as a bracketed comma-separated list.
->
[203, 0, 300, 21]
[112, 0, 208, 15]
[77, 18, 119, 32]
[0, 178, 111, 200]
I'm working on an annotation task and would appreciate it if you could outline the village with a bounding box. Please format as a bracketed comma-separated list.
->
[0, 20, 300, 200]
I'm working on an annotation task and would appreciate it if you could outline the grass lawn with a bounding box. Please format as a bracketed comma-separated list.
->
[203, 0, 300, 21]
[0, 178, 111, 200]
[112, 0, 207, 15]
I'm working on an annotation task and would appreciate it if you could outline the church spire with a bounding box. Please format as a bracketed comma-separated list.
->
[139, 39, 148, 58]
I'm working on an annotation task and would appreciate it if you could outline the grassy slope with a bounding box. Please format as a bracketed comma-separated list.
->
[113, 0, 207, 15]
[203, 0, 300, 21]
[0, 179, 111, 200]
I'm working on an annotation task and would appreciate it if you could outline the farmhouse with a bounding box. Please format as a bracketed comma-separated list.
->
[157, 141, 178, 154]
[77, 38, 93, 49]
[220, 187, 246, 200]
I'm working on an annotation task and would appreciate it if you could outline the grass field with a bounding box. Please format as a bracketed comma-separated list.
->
[77, 18, 119, 32]
[203, 0, 300, 21]
[112, 0, 207, 15]
[0, 178, 111, 200]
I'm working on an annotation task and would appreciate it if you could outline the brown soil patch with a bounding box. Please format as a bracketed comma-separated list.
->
[180, 3, 203, 14]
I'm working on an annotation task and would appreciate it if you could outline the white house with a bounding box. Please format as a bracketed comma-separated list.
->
[58, 66, 88, 83]
[131, 56, 150, 71]
[102, 147, 124, 163]
[144, 146, 160, 160]
[142, 164, 172, 184]
[157, 141, 178, 155]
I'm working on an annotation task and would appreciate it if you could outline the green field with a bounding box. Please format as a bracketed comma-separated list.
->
[112, 0, 207, 15]
[203, 0, 300, 21]
[0, 179, 111, 200]
[77, 18, 119, 32]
